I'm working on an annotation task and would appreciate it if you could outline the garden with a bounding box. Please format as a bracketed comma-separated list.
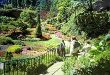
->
[0, 0, 110, 75]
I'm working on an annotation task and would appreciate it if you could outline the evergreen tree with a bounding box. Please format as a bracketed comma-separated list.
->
[35, 1, 42, 38]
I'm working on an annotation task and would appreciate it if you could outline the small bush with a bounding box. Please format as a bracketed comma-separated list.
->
[0, 36, 14, 45]
[62, 57, 76, 75]
[7, 45, 22, 53]
[14, 40, 25, 46]
[5, 52, 13, 60]
[35, 24, 42, 38]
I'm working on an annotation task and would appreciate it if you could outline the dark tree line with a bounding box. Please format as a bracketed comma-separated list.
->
[0, 0, 51, 10]
[5, 0, 38, 8]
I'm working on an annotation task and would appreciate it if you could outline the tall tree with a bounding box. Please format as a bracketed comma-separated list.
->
[35, 0, 42, 38]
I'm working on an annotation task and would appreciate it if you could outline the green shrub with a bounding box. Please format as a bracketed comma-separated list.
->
[75, 46, 110, 75]
[0, 24, 16, 32]
[62, 34, 110, 75]
[0, 36, 14, 45]
[55, 56, 63, 61]
[70, 37, 110, 75]
[20, 9, 37, 28]
[35, 24, 42, 38]
[0, 16, 14, 23]
[75, 12, 110, 37]
[62, 57, 76, 75]
[9, 20, 28, 33]
[61, 10, 84, 36]
[14, 40, 25, 46]
[0, 25, 9, 31]
[7, 45, 22, 53]
[5, 52, 13, 60]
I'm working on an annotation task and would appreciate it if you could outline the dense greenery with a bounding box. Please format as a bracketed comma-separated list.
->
[62, 34, 110, 75]
[1, 0, 110, 37]
[75, 12, 110, 37]
[0, 36, 14, 45]
[35, 8, 42, 38]
[0, 0, 110, 75]
[20, 9, 37, 28]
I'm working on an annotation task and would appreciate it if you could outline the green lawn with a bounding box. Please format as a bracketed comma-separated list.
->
[24, 34, 61, 51]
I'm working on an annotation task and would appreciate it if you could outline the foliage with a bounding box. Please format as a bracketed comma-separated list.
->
[75, 12, 110, 37]
[66, 34, 110, 75]
[62, 57, 76, 75]
[2, 0, 43, 8]
[20, 9, 37, 28]
[55, 56, 63, 61]
[13, 40, 25, 46]
[0, 16, 14, 23]
[61, 1, 85, 36]
[0, 16, 27, 33]
[5, 52, 13, 60]
[35, 11, 42, 38]
[0, 36, 14, 45]
[74, 46, 110, 75]
[36, 24, 42, 38]
[15, 20, 28, 32]
[56, 0, 71, 22]
[61, 13, 82, 36]
[7, 45, 22, 53]
[37, 64, 47, 73]
[0, 24, 10, 31]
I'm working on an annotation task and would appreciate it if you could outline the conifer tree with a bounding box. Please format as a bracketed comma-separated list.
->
[35, 0, 42, 38]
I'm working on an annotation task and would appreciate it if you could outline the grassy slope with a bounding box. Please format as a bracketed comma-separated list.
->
[24, 34, 61, 50]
